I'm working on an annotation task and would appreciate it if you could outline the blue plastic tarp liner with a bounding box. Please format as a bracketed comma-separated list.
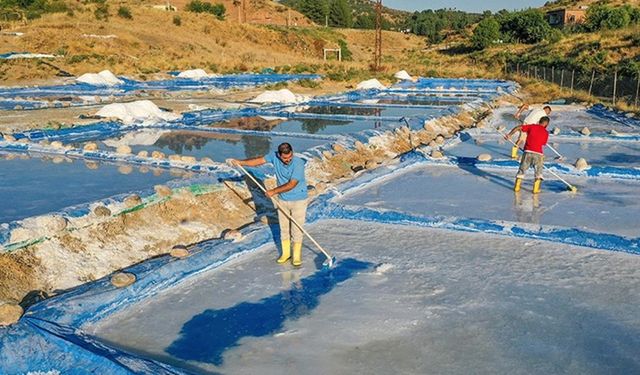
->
[587, 104, 640, 129]
[395, 77, 516, 92]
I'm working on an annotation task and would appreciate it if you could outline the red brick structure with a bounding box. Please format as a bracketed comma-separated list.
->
[546, 8, 587, 28]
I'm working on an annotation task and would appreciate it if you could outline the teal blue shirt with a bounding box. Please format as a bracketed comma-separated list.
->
[264, 152, 308, 201]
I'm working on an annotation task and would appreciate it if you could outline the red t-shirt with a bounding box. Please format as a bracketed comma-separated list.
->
[521, 124, 549, 154]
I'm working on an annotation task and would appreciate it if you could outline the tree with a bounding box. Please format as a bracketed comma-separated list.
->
[329, 0, 352, 28]
[498, 9, 550, 44]
[299, 0, 328, 25]
[471, 17, 501, 50]
[586, 5, 630, 31]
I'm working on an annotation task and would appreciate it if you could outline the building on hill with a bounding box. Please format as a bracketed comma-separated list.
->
[546, 7, 587, 28]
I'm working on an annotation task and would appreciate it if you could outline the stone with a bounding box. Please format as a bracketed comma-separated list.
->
[307, 185, 318, 196]
[332, 143, 346, 153]
[110, 272, 136, 288]
[552, 127, 561, 135]
[322, 150, 333, 159]
[151, 151, 165, 159]
[354, 141, 366, 150]
[477, 153, 492, 162]
[431, 150, 444, 159]
[625, 112, 635, 118]
[124, 194, 142, 208]
[168, 154, 182, 162]
[154, 184, 172, 197]
[93, 205, 111, 217]
[200, 157, 215, 165]
[580, 127, 591, 136]
[84, 161, 99, 170]
[181, 155, 197, 164]
[0, 302, 23, 326]
[575, 158, 589, 171]
[17, 138, 29, 144]
[50, 141, 64, 149]
[52, 156, 65, 164]
[137, 150, 149, 158]
[170, 245, 190, 258]
[223, 229, 243, 242]
[83, 142, 98, 152]
[118, 165, 133, 175]
[13, 105, 23, 110]
[435, 135, 445, 145]
[116, 145, 132, 154]
[428, 140, 438, 148]
[365, 160, 377, 169]
[610, 129, 619, 136]
[44, 215, 67, 233]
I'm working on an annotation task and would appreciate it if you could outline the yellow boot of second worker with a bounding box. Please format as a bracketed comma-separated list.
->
[292, 242, 302, 267]
[533, 179, 542, 194]
[514, 178, 522, 192]
[277, 240, 291, 264]
[511, 146, 519, 159]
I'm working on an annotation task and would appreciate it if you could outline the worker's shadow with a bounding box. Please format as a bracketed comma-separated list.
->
[455, 157, 515, 191]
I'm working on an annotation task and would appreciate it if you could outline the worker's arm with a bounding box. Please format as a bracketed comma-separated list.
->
[505, 125, 522, 140]
[514, 104, 528, 120]
[227, 156, 266, 167]
[266, 179, 299, 198]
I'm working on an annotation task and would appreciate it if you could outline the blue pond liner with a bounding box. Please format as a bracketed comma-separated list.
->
[587, 104, 640, 129]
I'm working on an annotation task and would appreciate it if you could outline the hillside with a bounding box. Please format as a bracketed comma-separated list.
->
[0, 1, 426, 84]
[543, 0, 640, 11]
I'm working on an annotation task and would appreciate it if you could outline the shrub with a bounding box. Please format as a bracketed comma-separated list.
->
[471, 17, 501, 50]
[298, 78, 320, 88]
[94, 3, 109, 20]
[586, 5, 631, 31]
[173, 15, 181, 25]
[338, 39, 352, 61]
[117, 6, 132, 19]
[185, 0, 225, 20]
[498, 9, 551, 44]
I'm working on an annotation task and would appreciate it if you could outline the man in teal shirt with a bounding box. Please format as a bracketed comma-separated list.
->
[228, 143, 308, 266]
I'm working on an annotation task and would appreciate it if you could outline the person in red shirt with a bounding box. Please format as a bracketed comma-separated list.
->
[505, 116, 550, 194]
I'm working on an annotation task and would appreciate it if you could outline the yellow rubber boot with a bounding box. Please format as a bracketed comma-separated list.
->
[277, 240, 291, 264]
[511, 146, 519, 159]
[514, 178, 522, 192]
[292, 242, 302, 267]
[533, 179, 542, 194]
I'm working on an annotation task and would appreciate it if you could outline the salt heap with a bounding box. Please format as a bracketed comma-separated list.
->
[76, 70, 123, 86]
[250, 89, 307, 104]
[95, 100, 180, 125]
[356, 79, 386, 90]
[394, 70, 413, 81]
[177, 69, 219, 79]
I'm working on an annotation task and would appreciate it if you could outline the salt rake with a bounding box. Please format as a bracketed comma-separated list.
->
[497, 128, 578, 193]
[233, 163, 335, 269]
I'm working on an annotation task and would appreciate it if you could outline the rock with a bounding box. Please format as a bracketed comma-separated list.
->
[223, 229, 243, 242]
[431, 150, 444, 159]
[17, 138, 29, 144]
[322, 150, 333, 159]
[2, 134, 16, 142]
[181, 155, 197, 164]
[52, 156, 65, 164]
[307, 185, 318, 196]
[575, 158, 589, 171]
[365, 160, 377, 169]
[118, 165, 133, 175]
[625, 112, 635, 118]
[50, 141, 64, 149]
[124, 194, 142, 208]
[42, 215, 67, 233]
[354, 141, 366, 150]
[0, 302, 23, 326]
[13, 105, 23, 110]
[83, 142, 98, 152]
[552, 127, 561, 135]
[580, 127, 591, 136]
[434, 135, 446, 145]
[151, 151, 165, 159]
[169, 245, 190, 258]
[110, 272, 136, 288]
[154, 185, 172, 197]
[85, 161, 99, 170]
[332, 143, 346, 153]
[137, 150, 149, 158]
[93, 205, 111, 217]
[39, 140, 50, 146]
[168, 154, 182, 162]
[477, 153, 492, 162]
[200, 157, 215, 165]
[116, 145, 132, 154]
[428, 140, 438, 148]
[351, 165, 365, 173]
[610, 129, 619, 136]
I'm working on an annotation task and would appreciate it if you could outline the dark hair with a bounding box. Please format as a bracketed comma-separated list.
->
[543, 105, 552, 112]
[278, 142, 293, 155]
[539, 116, 550, 124]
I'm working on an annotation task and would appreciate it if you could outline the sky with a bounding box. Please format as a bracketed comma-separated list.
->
[383, 0, 549, 13]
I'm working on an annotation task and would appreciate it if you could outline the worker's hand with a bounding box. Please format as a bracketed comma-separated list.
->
[226, 158, 238, 167]
[265, 189, 277, 198]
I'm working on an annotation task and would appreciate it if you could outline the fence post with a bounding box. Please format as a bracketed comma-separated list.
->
[543, 67, 546, 81]
[612, 70, 618, 105]
[560, 69, 564, 88]
[588, 70, 595, 97]
[552, 66, 555, 83]
[535, 66, 538, 79]
[571, 70, 575, 95]
[516, 62, 520, 75]
[635, 73, 640, 109]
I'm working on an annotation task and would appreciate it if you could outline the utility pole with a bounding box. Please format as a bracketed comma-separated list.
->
[374, 0, 382, 71]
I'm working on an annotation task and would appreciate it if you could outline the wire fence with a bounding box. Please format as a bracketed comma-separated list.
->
[506, 62, 640, 109]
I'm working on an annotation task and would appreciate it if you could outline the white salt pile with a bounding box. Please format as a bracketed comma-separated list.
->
[177, 69, 220, 79]
[76, 70, 123, 86]
[356, 79, 386, 90]
[95, 100, 179, 125]
[103, 130, 168, 148]
[394, 70, 413, 81]
[250, 89, 308, 104]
